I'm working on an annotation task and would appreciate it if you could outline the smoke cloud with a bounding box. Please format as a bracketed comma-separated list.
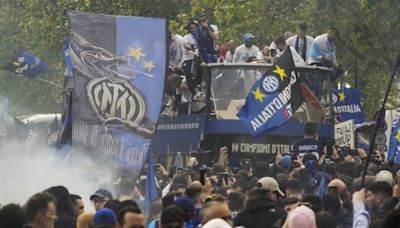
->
[0, 136, 116, 211]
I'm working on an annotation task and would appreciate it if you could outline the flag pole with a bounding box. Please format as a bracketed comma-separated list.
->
[361, 53, 400, 187]
[35, 77, 63, 89]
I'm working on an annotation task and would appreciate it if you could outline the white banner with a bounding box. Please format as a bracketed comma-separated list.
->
[335, 119, 355, 149]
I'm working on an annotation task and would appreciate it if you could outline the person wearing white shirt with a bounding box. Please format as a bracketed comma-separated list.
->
[233, 33, 260, 63]
[169, 33, 183, 71]
[274, 36, 305, 66]
[180, 20, 200, 96]
[286, 23, 314, 61]
[224, 39, 236, 63]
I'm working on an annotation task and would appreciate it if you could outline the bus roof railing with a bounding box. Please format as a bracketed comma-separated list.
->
[204, 62, 333, 72]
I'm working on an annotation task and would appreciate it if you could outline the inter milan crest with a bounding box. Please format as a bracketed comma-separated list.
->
[87, 78, 146, 125]
[261, 74, 280, 94]
[331, 93, 338, 104]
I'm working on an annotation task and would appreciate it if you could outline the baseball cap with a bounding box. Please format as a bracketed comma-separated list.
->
[90, 189, 113, 201]
[243, 33, 255, 42]
[93, 208, 117, 225]
[288, 205, 317, 228]
[305, 160, 318, 173]
[376, 170, 393, 185]
[256, 177, 284, 196]
[174, 196, 195, 213]
[280, 155, 292, 169]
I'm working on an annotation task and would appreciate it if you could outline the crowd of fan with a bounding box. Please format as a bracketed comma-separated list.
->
[2, 139, 400, 227]
[164, 15, 341, 117]
[1, 16, 398, 228]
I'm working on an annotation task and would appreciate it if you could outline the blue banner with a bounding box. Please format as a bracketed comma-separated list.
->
[237, 48, 301, 137]
[332, 88, 364, 124]
[63, 38, 73, 75]
[67, 11, 167, 175]
[388, 108, 400, 164]
[1, 51, 48, 77]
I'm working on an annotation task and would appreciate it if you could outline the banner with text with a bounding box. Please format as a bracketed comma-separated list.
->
[68, 11, 167, 175]
[334, 119, 355, 149]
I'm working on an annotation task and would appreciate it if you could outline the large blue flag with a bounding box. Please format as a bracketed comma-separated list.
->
[1, 51, 48, 77]
[67, 11, 167, 177]
[237, 48, 301, 137]
[388, 108, 400, 164]
[145, 152, 159, 215]
[332, 88, 365, 124]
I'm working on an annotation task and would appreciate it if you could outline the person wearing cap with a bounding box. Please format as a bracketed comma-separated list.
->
[233, 177, 285, 228]
[173, 196, 198, 228]
[283, 205, 317, 228]
[376, 169, 394, 186]
[93, 208, 117, 228]
[90, 189, 113, 211]
[286, 23, 314, 61]
[232, 33, 260, 63]
[307, 27, 339, 67]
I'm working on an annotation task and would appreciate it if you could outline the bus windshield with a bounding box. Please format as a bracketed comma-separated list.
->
[208, 64, 333, 124]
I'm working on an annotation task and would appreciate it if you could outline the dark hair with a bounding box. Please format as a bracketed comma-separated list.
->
[253, 161, 269, 178]
[316, 211, 337, 228]
[185, 185, 202, 200]
[304, 122, 317, 136]
[227, 192, 244, 211]
[302, 194, 323, 213]
[336, 161, 355, 178]
[0, 203, 25, 228]
[24, 192, 56, 223]
[187, 20, 198, 33]
[382, 208, 400, 228]
[104, 200, 121, 215]
[211, 164, 225, 175]
[283, 197, 300, 206]
[160, 205, 185, 228]
[286, 178, 304, 193]
[328, 27, 340, 36]
[117, 206, 143, 226]
[118, 200, 139, 211]
[322, 194, 341, 216]
[162, 192, 177, 209]
[274, 36, 286, 46]
[70, 194, 82, 203]
[46, 185, 75, 217]
[367, 181, 393, 198]
[246, 188, 269, 206]
[299, 23, 307, 30]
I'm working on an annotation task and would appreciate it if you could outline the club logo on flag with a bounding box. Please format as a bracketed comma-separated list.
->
[332, 88, 364, 124]
[237, 48, 301, 137]
[1, 51, 48, 78]
[67, 11, 167, 177]
[262, 75, 280, 94]
[87, 78, 147, 125]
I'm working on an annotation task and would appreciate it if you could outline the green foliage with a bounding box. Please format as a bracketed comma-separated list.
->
[0, 0, 398, 117]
